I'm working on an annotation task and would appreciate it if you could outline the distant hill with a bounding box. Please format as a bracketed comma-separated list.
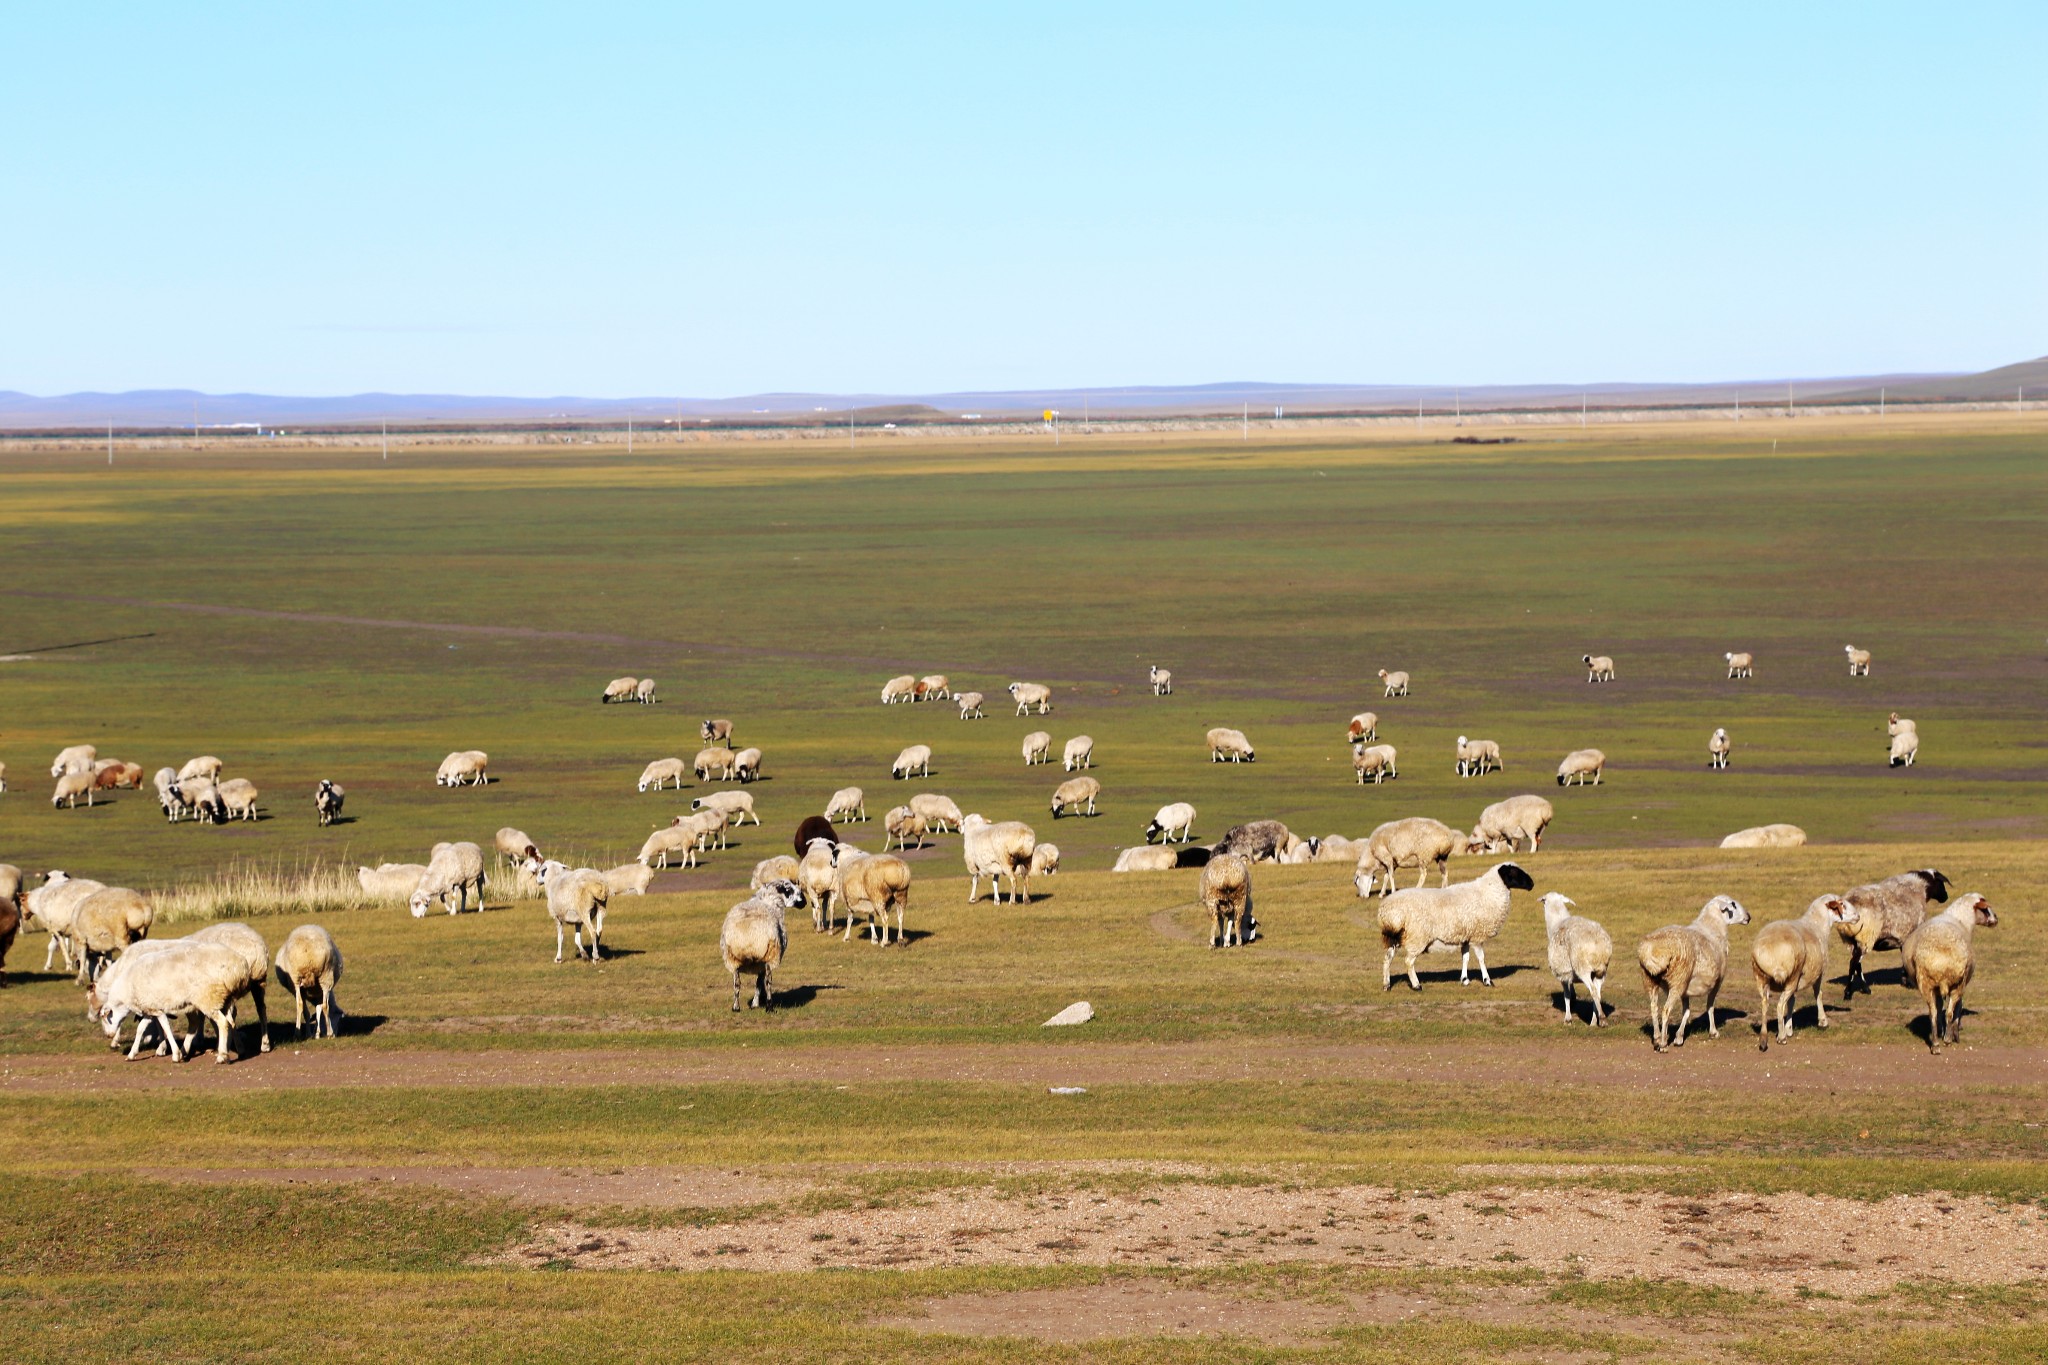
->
[1834, 355, 2048, 403]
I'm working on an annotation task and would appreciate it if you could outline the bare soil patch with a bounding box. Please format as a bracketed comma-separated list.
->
[124, 1164, 794, 1209]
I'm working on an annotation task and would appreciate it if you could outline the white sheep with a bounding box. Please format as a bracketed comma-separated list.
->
[700, 718, 735, 746]
[634, 677, 659, 704]
[1555, 749, 1605, 787]
[153, 767, 183, 820]
[1751, 894, 1857, 1051]
[693, 745, 738, 781]
[216, 777, 260, 821]
[1050, 775, 1100, 818]
[51, 769, 97, 808]
[356, 863, 430, 902]
[1724, 651, 1754, 679]
[750, 855, 800, 889]
[1062, 735, 1094, 771]
[1021, 731, 1052, 765]
[798, 838, 843, 931]
[1583, 654, 1615, 683]
[274, 924, 343, 1039]
[27, 872, 105, 972]
[1008, 681, 1053, 715]
[692, 790, 760, 827]
[890, 744, 932, 780]
[1206, 727, 1255, 763]
[880, 674, 917, 704]
[909, 792, 962, 832]
[1346, 712, 1378, 742]
[1029, 842, 1060, 879]
[1837, 868, 1953, 999]
[732, 747, 764, 782]
[495, 827, 538, 860]
[1352, 817, 1461, 897]
[1378, 668, 1410, 697]
[1113, 845, 1179, 872]
[1887, 713, 1919, 767]
[1901, 893, 1998, 1053]
[1200, 853, 1254, 948]
[92, 939, 253, 1063]
[1352, 743, 1398, 783]
[523, 857, 609, 962]
[1541, 892, 1612, 1026]
[670, 806, 730, 853]
[720, 880, 804, 1009]
[836, 852, 912, 944]
[824, 787, 868, 823]
[1311, 835, 1365, 863]
[51, 744, 98, 777]
[601, 676, 639, 703]
[1377, 861, 1534, 990]
[1719, 823, 1806, 849]
[960, 813, 1036, 905]
[1638, 895, 1752, 1050]
[435, 750, 489, 786]
[916, 674, 951, 701]
[1455, 736, 1501, 778]
[1843, 645, 1871, 677]
[955, 691, 985, 719]
[409, 841, 486, 916]
[73, 887, 155, 984]
[1469, 794, 1554, 854]
[638, 757, 687, 792]
[170, 778, 225, 823]
[883, 804, 929, 851]
[1144, 802, 1197, 844]
[1707, 728, 1731, 770]
[1149, 665, 1173, 695]
[315, 779, 345, 826]
[603, 862, 656, 897]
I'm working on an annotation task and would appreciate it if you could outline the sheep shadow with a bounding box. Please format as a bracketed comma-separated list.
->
[260, 1013, 390, 1047]
[1400, 963, 1532, 988]
[1838, 965, 1906, 994]
[1548, 993, 1615, 1025]
[590, 947, 647, 961]
[760, 983, 842, 1011]
[1904, 1008, 1976, 1044]
[1636, 1006, 1752, 1046]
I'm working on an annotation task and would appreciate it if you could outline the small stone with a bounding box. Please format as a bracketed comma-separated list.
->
[1043, 1001, 1094, 1027]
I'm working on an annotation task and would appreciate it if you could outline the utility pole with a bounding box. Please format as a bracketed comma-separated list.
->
[1242, 402, 1248, 440]
[107, 422, 114, 465]
[627, 416, 633, 454]
[1879, 387, 1884, 420]
[1734, 390, 1740, 421]
[1582, 393, 1587, 428]
[1416, 394, 1422, 429]
[849, 408, 854, 449]
[382, 419, 388, 462]
[1788, 383, 1794, 418]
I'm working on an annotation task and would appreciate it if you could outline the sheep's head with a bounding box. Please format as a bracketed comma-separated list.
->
[408, 890, 431, 918]
[1957, 893, 1996, 926]
[1540, 891, 1575, 922]
[760, 878, 805, 910]
[1707, 894, 1750, 926]
[1918, 869, 1952, 903]
[1494, 863, 1535, 893]
[1812, 894, 1856, 929]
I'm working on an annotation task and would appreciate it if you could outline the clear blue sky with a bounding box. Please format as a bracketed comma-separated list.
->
[2, 2, 2040, 397]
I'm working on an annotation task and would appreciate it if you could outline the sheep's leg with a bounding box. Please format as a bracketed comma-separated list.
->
[1560, 977, 1576, 1022]
[967, 874, 981, 905]
[731, 970, 743, 1012]
[1459, 945, 1472, 984]
[1673, 1002, 1692, 1047]
[1813, 981, 1828, 1030]
[1946, 989, 1962, 1044]
[1844, 943, 1864, 999]
[1587, 972, 1605, 1026]
[208, 1008, 236, 1063]
[1405, 952, 1422, 992]
[1473, 944, 1493, 987]
[554, 920, 566, 964]
[1437, 860, 1450, 888]
[293, 984, 309, 1037]
[1382, 945, 1396, 989]
[1921, 981, 1942, 1052]
[160, 1013, 190, 1062]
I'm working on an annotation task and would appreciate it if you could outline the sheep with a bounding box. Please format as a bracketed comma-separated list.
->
[1724, 651, 1754, 679]
[1279, 838, 1323, 864]
[1149, 665, 1173, 695]
[216, 777, 260, 821]
[1206, 727, 1255, 763]
[1062, 735, 1094, 771]
[171, 778, 226, 824]
[956, 691, 986, 719]
[1346, 712, 1378, 742]
[1900, 893, 1998, 1053]
[1752, 894, 1858, 1051]
[274, 925, 343, 1039]
[1542, 893, 1613, 1025]
[1836, 868, 1953, 999]
[315, 779, 345, 826]
[92, 940, 253, 1063]
[693, 790, 760, 828]
[601, 676, 639, 703]
[823, 788, 867, 823]
[751, 855, 800, 889]
[1050, 775, 1100, 818]
[1353, 817, 1462, 897]
[51, 744, 97, 777]
[908, 793, 962, 832]
[1209, 819, 1294, 865]
[634, 677, 658, 704]
[523, 857, 609, 962]
[1637, 894, 1752, 1050]
[152, 767, 187, 821]
[961, 813, 1036, 905]
[890, 744, 932, 780]
[881, 674, 917, 704]
[1888, 717, 1920, 767]
[170, 922, 274, 1056]
[435, 750, 489, 786]
[1009, 681, 1054, 715]
[693, 746, 738, 781]
[1029, 842, 1060, 879]
[356, 863, 430, 902]
[1844, 645, 1871, 677]
[408, 841, 486, 917]
[1470, 794, 1554, 854]
[721, 880, 805, 1009]
[1455, 736, 1502, 778]
[793, 815, 839, 858]
[93, 761, 145, 790]
[1583, 654, 1616, 683]
[638, 757, 688, 792]
[732, 747, 764, 783]
[798, 837, 844, 931]
[0, 760, 6, 792]
[51, 769, 97, 808]
[1378, 668, 1410, 697]
[27, 872, 104, 972]
[700, 718, 734, 745]
[670, 806, 731, 853]
[1021, 731, 1052, 765]
[838, 852, 911, 944]
[918, 674, 951, 701]
[883, 805, 928, 851]
[1708, 727, 1731, 770]
[178, 755, 223, 784]
[0, 867, 18, 987]
[1145, 802, 1197, 845]
[1719, 823, 1807, 849]
[495, 828, 538, 860]
[603, 862, 656, 897]
[1352, 743, 1398, 783]
[1200, 853, 1254, 948]
[1311, 835, 1365, 864]
[1555, 749, 1606, 787]
[1113, 845, 1179, 872]
[1378, 861, 1534, 990]
[71, 887, 155, 984]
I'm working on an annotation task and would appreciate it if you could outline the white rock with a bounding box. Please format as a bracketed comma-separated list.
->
[1042, 1001, 1094, 1027]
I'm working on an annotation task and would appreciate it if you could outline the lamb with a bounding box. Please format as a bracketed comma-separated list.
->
[1378, 668, 1410, 697]
[918, 674, 951, 701]
[72, 887, 155, 983]
[601, 676, 640, 703]
[1900, 893, 1998, 1053]
[1149, 665, 1173, 695]
[1009, 681, 1054, 715]
[1352, 743, 1398, 783]
[837, 852, 912, 944]
[1752, 894, 1857, 1051]
[1113, 845, 1179, 872]
[356, 863, 430, 902]
[408, 841, 486, 916]
[1144, 802, 1197, 844]
[1346, 712, 1378, 742]
[693, 746, 738, 781]
[701, 718, 734, 745]
[1888, 716, 1919, 767]
[881, 674, 918, 704]
[751, 855, 800, 889]
[1352, 817, 1462, 897]
[1210, 819, 1295, 865]
[1201, 853, 1254, 948]
[51, 769, 97, 808]
[637, 757, 688, 792]
[634, 677, 658, 704]
[1637, 895, 1752, 1050]
[315, 779, 346, 825]
[1836, 868, 1953, 998]
[720, 880, 805, 1009]
[1707, 728, 1731, 770]
[1021, 731, 1052, 765]
[883, 805, 928, 851]
[692, 790, 761, 827]
[274, 925, 343, 1039]
[1206, 727, 1255, 763]
[1470, 794, 1554, 854]
[1050, 775, 1100, 818]
[956, 691, 986, 719]
[823, 787, 867, 823]
[732, 747, 764, 783]
[603, 862, 656, 897]
[1062, 735, 1094, 771]
[1377, 861, 1534, 990]
[92, 940, 254, 1063]
[435, 750, 490, 786]
[1844, 645, 1871, 677]
[1029, 843, 1060, 879]
[1455, 736, 1502, 778]
[1583, 654, 1616, 683]
[1555, 749, 1606, 787]
[1542, 893, 1613, 1025]
[522, 857, 609, 962]
[216, 777, 261, 821]
[27, 872, 104, 972]
[1719, 823, 1807, 849]
[890, 744, 932, 779]
[909, 793, 962, 832]
[51, 744, 98, 777]
[1724, 651, 1754, 679]
[960, 813, 1036, 905]
[495, 828, 538, 860]
[178, 755, 224, 784]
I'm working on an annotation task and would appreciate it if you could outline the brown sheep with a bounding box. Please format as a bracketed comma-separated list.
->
[837, 853, 912, 944]
[1200, 853, 1254, 949]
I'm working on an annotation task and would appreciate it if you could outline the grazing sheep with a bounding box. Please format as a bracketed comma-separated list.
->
[634, 677, 658, 704]
[638, 757, 688, 792]
[732, 747, 764, 783]
[92, 940, 253, 1063]
[1145, 802, 1198, 845]
[1837, 868, 1953, 998]
[1352, 743, 1399, 784]
[1901, 893, 1998, 1053]
[171, 778, 226, 824]
[1378, 861, 1534, 990]
[823, 788, 867, 823]
[274, 925, 343, 1039]
[798, 838, 843, 931]
[1050, 775, 1100, 818]
[890, 744, 932, 780]
[1061, 735, 1094, 771]
[838, 852, 912, 944]
[1719, 823, 1807, 849]
[700, 718, 734, 745]
[176, 922, 273, 1056]
[1149, 665, 1173, 695]
[315, 779, 346, 826]
[495, 828, 538, 860]
[1752, 894, 1857, 1051]
[1555, 749, 1606, 787]
[1638, 895, 1752, 1050]
[435, 750, 489, 786]
[601, 676, 640, 703]
[693, 746, 738, 781]
[178, 755, 223, 784]
[1210, 819, 1295, 865]
[1455, 736, 1502, 778]
[1311, 835, 1365, 864]
[356, 863, 430, 903]
[960, 813, 1036, 905]
[721, 880, 804, 1009]
[1352, 817, 1462, 897]
[216, 777, 260, 821]
[792, 815, 839, 858]
[751, 855, 800, 889]
[881, 674, 917, 704]
[408, 841, 486, 917]
[1724, 651, 1753, 679]
[956, 691, 986, 719]
[1206, 727, 1255, 763]
[671, 806, 731, 854]
[692, 789, 760, 828]
[1113, 845, 1179, 872]
[93, 761, 145, 791]
[71, 887, 154, 984]
[1888, 717, 1920, 767]
[1008, 681, 1054, 715]
[1469, 794, 1554, 855]
[603, 862, 656, 897]
[1200, 853, 1254, 948]
[522, 857, 609, 962]
[918, 674, 952, 701]
[883, 804, 929, 851]
[1583, 654, 1616, 683]
[908, 793, 962, 832]
[1029, 842, 1060, 879]
[27, 872, 104, 972]
[153, 767, 192, 821]
[1844, 645, 1871, 677]
[1542, 893, 1612, 1025]
[1021, 731, 1051, 766]
[1346, 712, 1378, 743]
[1378, 668, 1410, 697]
[1279, 838, 1323, 864]
[51, 769, 97, 808]
[51, 744, 98, 777]
[1708, 727, 1731, 770]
